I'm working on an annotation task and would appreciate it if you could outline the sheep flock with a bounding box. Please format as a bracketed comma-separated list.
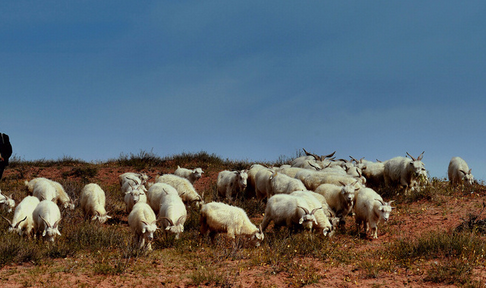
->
[0, 149, 478, 249]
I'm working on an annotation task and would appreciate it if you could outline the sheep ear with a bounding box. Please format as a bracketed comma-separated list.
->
[91, 215, 98, 221]
[56, 229, 62, 236]
[299, 217, 304, 224]
[42, 230, 47, 237]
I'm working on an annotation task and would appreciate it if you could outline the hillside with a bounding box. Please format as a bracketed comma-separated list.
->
[0, 152, 485, 287]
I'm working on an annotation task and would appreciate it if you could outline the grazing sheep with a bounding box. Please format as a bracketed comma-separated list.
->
[383, 152, 427, 195]
[80, 183, 111, 224]
[354, 187, 394, 239]
[260, 194, 321, 233]
[158, 190, 187, 239]
[291, 149, 336, 170]
[448, 157, 474, 186]
[32, 179, 57, 202]
[128, 202, 158, 250]
[267, 171, 306, 197]
[147, 182, 179, 215]
[3, 196, 39, 237]
[124, 184, 147, 213]
[290, 191, 334, 236]
[200, 202, 264, 247]
[0, 189, 15, 213]
[217, 170, 248, 200]
[361, 160, 385, 188]
[315, 181, 360, 227]
[33, 200, 62, 242]
[174, 166, 204, 184]
[301, 171, 364, 191]
[119, 172, 149, 187]
[155, 174, 203, 208]
[254, 167, 274, 200]
[121, 176, 148, 195]
[247, 164, 267, 198]
[26, 177, 74, 209]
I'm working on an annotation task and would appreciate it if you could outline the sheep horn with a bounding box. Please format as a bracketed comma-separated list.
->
[303, 148, 320, 160]
[406, 152, 416, 161]
[160, 217, 174, 226]
[308, 161, 321, 170]
[417, 151, 425, 161]
[323, 151, 336, 159]
[375, 199, 385, 205]
[297, 206, 310, 214]
[349, 156, 359, 163]
[310, 207, 323, 215]
[40, 216, 51, 228]
[1, 216, 12, 226]
[14, 216, 28, 228]
[176, 215, 185, 225]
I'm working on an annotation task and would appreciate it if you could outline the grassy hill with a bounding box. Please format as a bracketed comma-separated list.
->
[0, 151, 485, 287]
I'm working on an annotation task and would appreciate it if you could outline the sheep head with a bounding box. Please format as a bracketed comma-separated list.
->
[40, 216, 61, 242]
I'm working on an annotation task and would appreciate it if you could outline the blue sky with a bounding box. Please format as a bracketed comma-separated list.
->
[2, 1, 486, 181]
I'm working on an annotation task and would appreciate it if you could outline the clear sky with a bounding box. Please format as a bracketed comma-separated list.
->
[2, 1, 485, 181]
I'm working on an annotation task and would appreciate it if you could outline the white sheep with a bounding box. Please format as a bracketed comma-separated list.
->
[354, 187, 394, 239]
[200, 202, 264, 247]
[158, 190, 187, 239]
[290, 191, 334, 236]
[119, 172, 149, 187]
[291, 149, 336, 170]
[147, 182, 179, 215]
[33, 200, 62, 242]
[0, 189, 15, 213]
[2, 196, 39, 237]
[128, 202, 158, 250]
[254, 167, 274, 200]
[26, 177, 74, 209]
[278, 166, 308, 178]
[174, 166, 204, 184]
[80, 183, 111, 224]
[260, 194, 321, 233]
[301, 171, 364, 191]
[247, 164, 267, 198]
[217, 170, 248, 200]
[383, 152, 427, 195]
[155, 174, 203, 208]
[124, 184, 147, 213]
[361, 160, 385, 188]
[120, 176, 148, 195]
[267, 171, 306, 197]
[314, 181, 360, 227]
[32, 178, 57, 202]
[448, 157, 474, 186]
